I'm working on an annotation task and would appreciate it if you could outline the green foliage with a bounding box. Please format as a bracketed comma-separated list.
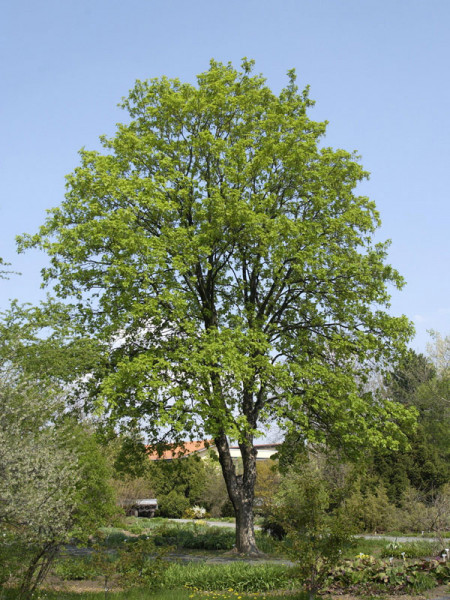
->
[156, 491, 190, 518]
[102, 532, 130, 547]
[67, 427, 118, 543]
[20, 59, 415, 454]
[98, 520, 280, 554]
[53, 556, 99, 581]
[162, 562, 298, 592]
[147, 455, 208, 517]
[371, 426, 448, 502]
[0, 256, 13, 279]
[79, 534, 169, 595]
[116, 537, 168, 590]
[372, 341, 450, 503]
[152, 523, 235, 550]
[330, 555, 450, 593]
[386, 348, 436, 405]
[220, 499, 236, 518]
[0, 589, 199, 600]
[51, 541, 294, 591]
[122, 517, 167, 534]
[110, 434, 151, 479]
[254, 460, 281, 514]
[0, 365, 79, 597]
[195, 460, 229, 518]
[380, 540, 440, 559]
[326, 471, 450, 534]
[267, 459, 354, 599]
[0, 320, 117, 598]
[337, 480, 397, 533]
[0, 300, 102, 387]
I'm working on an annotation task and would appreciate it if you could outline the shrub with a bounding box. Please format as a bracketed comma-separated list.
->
[196, 458, 229, 517]
[116, 537, 168, 590]
[338, 481, 401, 532]
[261, 515, 286, 540]
[268, 459, 355, 600]
[53, 556, 98, 580]
[157, 491, 190, 518]
[182, 505, 208, 519]
[152, 523, 235, 550]
[124, 516, 166, 534]
[220, 499, 235, 518]
[149, 455, 207, 511]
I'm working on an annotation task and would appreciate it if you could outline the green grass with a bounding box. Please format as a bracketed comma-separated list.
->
[163, 561, 298, 592]
[51, 558, 297, 593]
[346, 538, 440, 560]
[1, 590, 307, 600]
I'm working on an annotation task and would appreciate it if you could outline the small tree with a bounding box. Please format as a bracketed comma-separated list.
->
[0, 322, 116, 598]
[0, 373, 79, 597]
[271, 460, 354, 600]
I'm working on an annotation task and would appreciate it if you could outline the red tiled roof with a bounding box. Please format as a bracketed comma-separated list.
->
[147, 440, 213, 461]
[229, 443, 280, 449]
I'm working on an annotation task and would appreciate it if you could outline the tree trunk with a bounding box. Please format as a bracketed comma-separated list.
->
[235, 494, 259, 554]
[214, 432, 262, 555]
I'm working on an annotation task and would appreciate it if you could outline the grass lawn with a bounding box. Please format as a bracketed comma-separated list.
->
[3, 585, 449, 600]
[1, 592, 309, 600]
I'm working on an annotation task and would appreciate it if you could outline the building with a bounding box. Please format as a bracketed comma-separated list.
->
[147, 440, 279, 462]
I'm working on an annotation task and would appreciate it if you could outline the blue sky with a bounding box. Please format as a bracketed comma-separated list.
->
[1, 0, 449, 353]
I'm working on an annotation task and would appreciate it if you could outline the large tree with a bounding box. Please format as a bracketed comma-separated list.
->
[20, 60, 416, 554]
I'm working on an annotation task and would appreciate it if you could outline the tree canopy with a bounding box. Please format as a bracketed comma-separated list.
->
[19, 59, 416, 552]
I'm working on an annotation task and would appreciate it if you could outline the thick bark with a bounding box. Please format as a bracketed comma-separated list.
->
[235, 493, 259, 555]
[214, 431, 261, 555]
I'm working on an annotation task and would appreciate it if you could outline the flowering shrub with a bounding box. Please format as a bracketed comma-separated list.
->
[183, 505, 209, 519]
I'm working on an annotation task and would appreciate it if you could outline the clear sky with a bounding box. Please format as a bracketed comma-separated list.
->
[1, 0, 449, 353]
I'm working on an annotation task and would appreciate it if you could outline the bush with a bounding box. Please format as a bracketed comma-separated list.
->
[149, 455, 207, 512]
[152, 523, 235, 550]
[182, 505, 208, 519]
[53, 556, 99, 580]
[265, 459, 355, 599]
[220, 499, 235, 518]
[338, 481, 400, 532]
[157, 491, 190, 518]
[196, 458, 229, 517]
[116, 537, 168, 590]
[261, 516, 286, 540]
[102, 531, 130, 547]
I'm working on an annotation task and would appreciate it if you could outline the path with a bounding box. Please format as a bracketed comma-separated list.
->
[63, 520, 445, 562]
[170, 519, 443, 543]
